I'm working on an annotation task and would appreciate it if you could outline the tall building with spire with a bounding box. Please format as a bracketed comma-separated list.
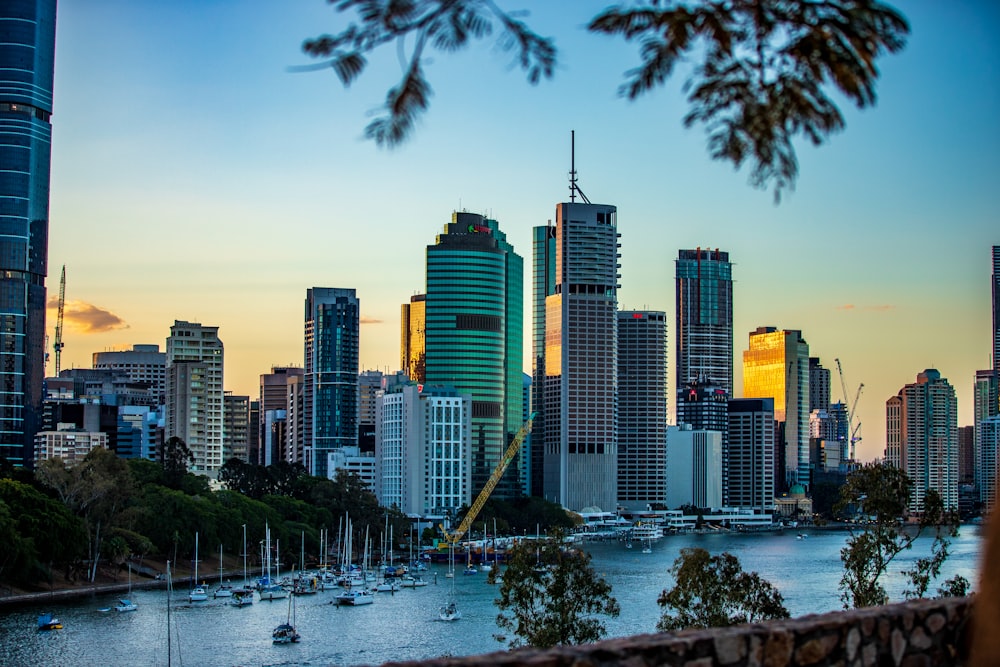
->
[885, 369, 958, 512]
[743, 327, 810, 490]
[543, 145, 621, 511]
[304, 288, 359, 478]
[424, 211, 523, 498]
[0, 0, 57, 466]
[675, 249, 733, 396]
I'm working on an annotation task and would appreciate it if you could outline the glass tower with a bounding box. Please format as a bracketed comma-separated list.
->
[424, 212, 522, 498]
[993, 246, 999, 374]
[0, 0, 57, 466]
[304, 288, 359, 479]
[530, 223, 556, 497]
[675, 249, 733, 396]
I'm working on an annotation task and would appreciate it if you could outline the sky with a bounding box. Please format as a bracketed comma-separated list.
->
[48, 1, 999, 462]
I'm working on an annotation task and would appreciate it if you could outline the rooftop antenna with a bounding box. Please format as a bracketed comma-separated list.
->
[569, 130, 590, 204]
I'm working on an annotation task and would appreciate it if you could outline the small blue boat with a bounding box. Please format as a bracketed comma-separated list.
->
[38, 613, 62, 630]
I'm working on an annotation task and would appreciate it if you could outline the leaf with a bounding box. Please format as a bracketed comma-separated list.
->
[332, 52, 367, 86]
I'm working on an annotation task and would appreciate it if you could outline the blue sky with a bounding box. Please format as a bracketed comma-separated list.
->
[49, 1, 999, 460]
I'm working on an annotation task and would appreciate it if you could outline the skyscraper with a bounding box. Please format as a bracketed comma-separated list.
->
[543, 200, 620, 511]
[530, 223, 556, 497]
[0, 0, 57, 466]
[424, 212, 522, 497]
[885, 369, 958, 512]
[727, 398, 776, 512]
[676, 379, 729, 504]
[93, 345, 167, 405]
[974, 369, 999, 501]
[304, 288, 359, 478]
[675, 248, 733, 396]
[743, 327, 810, 490]
[257, 366, 302, 465]
[993, 245, 999, 374]
[400, 294, 426, 383]
[165, 320, 224, 475]
[808, 357, 830, 413]
[617, 310, 668, 510]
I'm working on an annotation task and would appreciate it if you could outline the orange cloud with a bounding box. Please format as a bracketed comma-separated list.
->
[360, 316, 383, 325]
[865, 305, 895, 312]
[836, 304, 856, 311]
[47, 298, 129, 333]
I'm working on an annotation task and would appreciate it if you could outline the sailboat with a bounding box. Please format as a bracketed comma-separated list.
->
[231, 523, 255, 606]
[479, 522, 492, 573]
[214, 544, 233, 598]
[189, 532, 208, 602]
[115, 558, 137, 612]
[271, 591, 301, 643]
[259, 524, 288, 601]
[438, 542, 461, 621]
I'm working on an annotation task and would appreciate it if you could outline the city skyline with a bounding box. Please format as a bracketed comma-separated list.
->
[48, 1, 999, 461]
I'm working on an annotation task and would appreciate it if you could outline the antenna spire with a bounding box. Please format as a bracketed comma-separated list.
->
[569, 130, 590, 204]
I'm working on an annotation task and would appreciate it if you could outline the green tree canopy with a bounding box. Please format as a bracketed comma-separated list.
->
[302, 0, 908, 199]
[657, 547, 788, 631]
[488, 532, 619, 648]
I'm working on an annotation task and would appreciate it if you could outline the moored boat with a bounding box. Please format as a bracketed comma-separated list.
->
[37, 613, 62, 630]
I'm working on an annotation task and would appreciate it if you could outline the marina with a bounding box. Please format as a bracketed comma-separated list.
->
[0, 527, 982, 667]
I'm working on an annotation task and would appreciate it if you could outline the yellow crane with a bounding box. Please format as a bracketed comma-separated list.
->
[53, 265, 66, 375]
[440, 412, 536, 547]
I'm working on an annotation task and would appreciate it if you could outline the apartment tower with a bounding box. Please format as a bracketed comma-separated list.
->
[304, 288, 359, 478]
[165, 321, 224, 475]
[0, 0, 57, 466]
[885, 369, 958, 512]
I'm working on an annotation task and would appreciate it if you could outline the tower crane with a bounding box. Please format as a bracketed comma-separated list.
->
[440, 413, 536, 547]
[834, 358, 863, 461]
[53, 265, 66, 375]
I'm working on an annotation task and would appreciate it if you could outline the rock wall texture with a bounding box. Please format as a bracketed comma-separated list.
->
[379, 596, 973, 667]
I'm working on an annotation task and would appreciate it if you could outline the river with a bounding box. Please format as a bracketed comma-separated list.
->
[0, 526, 983, 666]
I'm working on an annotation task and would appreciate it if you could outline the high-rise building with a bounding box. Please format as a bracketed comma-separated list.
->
[304, 288, 359, 479]
[974, 369, 999, 498]
[980, 415, 1000, 513]
[617, 310, 668, 510]
[424, 212, 522, 498]
[543, 200, 620, 511]
[223, 392, 249, 463]
[375, 384, 471, 516]
[0, 0, 57, 467]
[727, 398, 776, 512]
[808, 357, 830, 413]
[675, 248, 733, 396]
[92, 345, 167, 404]
[165, 321, 224, 475]
[665, 425, 723, 509]
[676, 380, 729, 504]
[958, 425, 975, 486]
[885, 369, 958, 512]
[257, 366, 302, 465]
[993, 245, 999, 374]
[743, 327, 810, 490]
[530, 223, 556, 497]
[400, 295, 426, 383]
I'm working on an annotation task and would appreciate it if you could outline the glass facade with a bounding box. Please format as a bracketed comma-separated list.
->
[675, 249, 733, 397]
[400, 294, 426, 383]
[0, 0, 57, 466]
[304, 288, 359, 478]
[424, 212, 522, 498]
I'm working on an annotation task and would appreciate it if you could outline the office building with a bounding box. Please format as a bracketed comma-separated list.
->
[92, 345, 166, 404]
[223, 392, 249, 463]
[0, 0, 57, 466]
[980, 416, 1000, 513]
[424, 212, 522, 498]
[676, 379, 729, 504]
[543, 199, 620, 512]
[958, 425, 975, 486]
[993, 246, 999, 374]
[304, 288, 359, 478]
[808, 357, 830, 412]
[262, 409, 287, 466]
[400, 295, 426, 383]
[256, 366, 302, 465]
[885, 369, 958, 512]
[617, 310, 668, 510]
[727, 398, 776, 512]
[974, 369, 999, 498]
[165, 321, 224, 475]
[665, 425, 723, 510]
[116, 406, 159, 461]
[530, 223, 557, 497]
[675, 248, 733, 396]
[375, 384, 471, 516]
[743, 327, 810, 490]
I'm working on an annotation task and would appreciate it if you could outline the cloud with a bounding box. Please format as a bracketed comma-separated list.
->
[865, 305, 895, 312]
[47, 299, 129, 333]
[836, 304, 856, 311]
[360, 316, 383, 324]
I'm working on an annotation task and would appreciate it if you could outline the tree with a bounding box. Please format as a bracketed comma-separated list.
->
[160, 436, 194, 489]
[835, 461, 961, 608]
[657, 547, 788, 631]
[303, 0, 908, 199]
[488, 531, 619, 648]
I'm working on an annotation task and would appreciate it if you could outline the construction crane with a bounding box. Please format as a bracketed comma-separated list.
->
[440, 412, 536, 547]
[53, 265, 66, 375]
[834, 358, 864, 461]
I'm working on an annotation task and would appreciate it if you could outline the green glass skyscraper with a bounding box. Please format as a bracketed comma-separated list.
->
[0, 0, 56, 466]
[425, 212, 523, 498]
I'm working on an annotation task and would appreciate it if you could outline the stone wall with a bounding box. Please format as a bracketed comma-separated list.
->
[380, 596, 973, 667]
